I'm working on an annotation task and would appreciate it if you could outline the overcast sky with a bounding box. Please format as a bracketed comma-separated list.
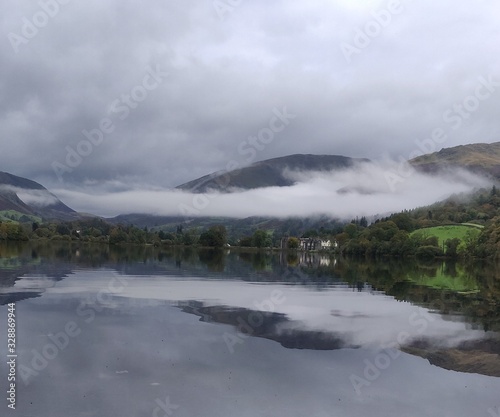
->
[1, 0, 500, 217]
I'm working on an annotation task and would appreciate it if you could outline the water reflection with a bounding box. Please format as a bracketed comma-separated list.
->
[1, 244, 499, 360]
[1, 242, 500, 417]
[1, 242, 500, 331]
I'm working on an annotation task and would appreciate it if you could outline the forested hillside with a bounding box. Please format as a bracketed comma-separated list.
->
[337, 186, 500, 258]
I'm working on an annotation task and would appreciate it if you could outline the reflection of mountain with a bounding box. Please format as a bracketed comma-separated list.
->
[179, 301, 356, 350]
[178, 300, 500, 377]
[0, 290, 42, 305]
[0, 248, 74, 305]
[178, 301, 500, 377]
[403, 338, 500, 377]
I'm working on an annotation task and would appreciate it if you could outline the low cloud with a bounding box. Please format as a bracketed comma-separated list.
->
[53, 161, 492, 219]
[0, 185, 60, 207]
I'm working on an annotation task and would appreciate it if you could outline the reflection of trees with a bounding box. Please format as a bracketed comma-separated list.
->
[2, 242, 499, 332]
[443, 261, 458, 277]
[332, 256, 500, 332]
[460, 261, 500, 332]
[286, 252, 299, 267]
[251, 252, 271, 271]
[236, 251, 273, 271]
[198, 249, 225, 272]
[0, 243, 74, 305]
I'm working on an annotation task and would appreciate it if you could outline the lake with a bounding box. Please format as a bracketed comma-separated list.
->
[1, 242, 499, 417]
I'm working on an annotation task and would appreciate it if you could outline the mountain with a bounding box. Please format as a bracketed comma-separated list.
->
[0, 171, 78, 221]
[410, 142, 500, 179]
[176, 154, 370, 193]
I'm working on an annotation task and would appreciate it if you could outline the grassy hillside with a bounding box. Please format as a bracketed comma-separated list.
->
[410, 142, 500, 178]
[411, 225, 481, 248]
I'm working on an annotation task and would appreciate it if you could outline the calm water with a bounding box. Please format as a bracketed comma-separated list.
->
[1, 243, 499, 417]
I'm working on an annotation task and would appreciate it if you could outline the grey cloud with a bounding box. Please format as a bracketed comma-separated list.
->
[0, 0, 499, 208]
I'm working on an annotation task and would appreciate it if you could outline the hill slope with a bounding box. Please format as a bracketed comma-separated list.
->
[410, 142, 500, 178]
[177, 154, 370, 193]
[0, 171, 78, 221]
[109, 213, 344, 242]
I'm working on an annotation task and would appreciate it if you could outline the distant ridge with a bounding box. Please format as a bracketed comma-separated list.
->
[0, 171, 78, 221]
[410, 142, 500, 179]
[176, 154, 370, 193]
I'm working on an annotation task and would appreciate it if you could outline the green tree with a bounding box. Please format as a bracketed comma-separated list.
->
[368, 221, 399, 241]
[0, 223, 29, 241]
[199, 225, 227, 247]
[239, 236, 253, 247]
[182, 228, 199, 246]
[416, 245, 444, 258]
[445, 238, 461, 258]
[109, 227, 128, 244]
[287, 237, 299, 249]
[344, 223, 360, 239]
[422, 235, 439, 247]
[252, 230, 271, 248]
[391, 213, 415, 232]
[56, 224, 71, 236]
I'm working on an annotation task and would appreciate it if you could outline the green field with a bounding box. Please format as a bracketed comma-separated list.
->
[411, 225, 481, 247]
